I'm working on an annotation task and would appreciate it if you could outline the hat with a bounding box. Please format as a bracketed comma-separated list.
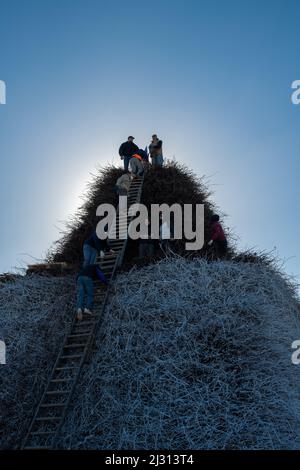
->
[128, 135, 135, 140]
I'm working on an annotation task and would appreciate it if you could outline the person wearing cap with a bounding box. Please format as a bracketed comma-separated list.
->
[149, 134, 163, 167]
[119, 136, 139, 171]
[207, 214, 228, 258]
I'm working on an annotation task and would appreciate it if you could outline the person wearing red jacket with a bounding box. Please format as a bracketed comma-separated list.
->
[208, 214, 227, 258]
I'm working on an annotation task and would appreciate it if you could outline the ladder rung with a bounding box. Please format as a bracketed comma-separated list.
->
[115, 222, 128, 225]
[35, 417, 61, 421]
[77, 320, 96, 325]
[60, 354, 83, 360]
[45, 390, 70, 395]
[64, 343, 86, 349]
[51, 378, 73, 384]
[73, 324, 94, 329]
[23, 446, 49, 450]
[55, 366, 79, 371]
[73, 324, 94, 330]
[78, 317, 96, 322]
[102, 254, 118, 258]
[30, 431, 55, 436]
[40, 403, 66, 408]
[68, 334, 90, 339]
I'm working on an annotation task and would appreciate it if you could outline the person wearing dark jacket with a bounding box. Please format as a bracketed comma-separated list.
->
[208, 214, 227, 257]
[83, 231, 113, 267]
[76, 264, 108, 320]
[119, 136, 139, 171]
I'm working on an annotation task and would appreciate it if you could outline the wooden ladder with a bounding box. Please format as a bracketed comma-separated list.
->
[21, 174, 144, 450]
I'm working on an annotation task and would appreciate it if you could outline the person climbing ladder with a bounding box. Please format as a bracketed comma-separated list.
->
[76, 263, 108, 321]
[83, 231, 114, 267]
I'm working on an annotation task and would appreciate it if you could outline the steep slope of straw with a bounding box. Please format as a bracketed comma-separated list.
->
[1, 163, 299, 450]
[0, 275, 74, 449]
[58, 257, 300, 450]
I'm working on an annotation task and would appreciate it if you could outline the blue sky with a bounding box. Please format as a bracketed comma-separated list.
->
[0, 0, 299, 283]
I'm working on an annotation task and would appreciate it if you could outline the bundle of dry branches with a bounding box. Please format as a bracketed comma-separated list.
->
[56, 257, 300, 450]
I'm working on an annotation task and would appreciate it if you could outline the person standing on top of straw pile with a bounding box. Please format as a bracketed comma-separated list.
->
[83, 231, 114, 267]
[76, 264, 108, 320]
[207, 214, 228, 258]
[149, 134, 163, 167]
[119, 136, 139, 172]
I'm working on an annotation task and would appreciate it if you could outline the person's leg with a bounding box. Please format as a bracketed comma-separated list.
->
[76, 276, 85, 309]
[218, 240, 227, 258]
[137, 160, 144, 176]
[89, 247, 98, 264]
[139, 242, 146, 258]
[160, 240, 168, 252]
[156, 155, 163, 167]
[130, 158, 138, 175]
[85, 277, 94, 310]
[148, 243, 155, 257]
[124, 156, 130, 171]
[215, 241, 226, 259]
[152, 156, 157, 167]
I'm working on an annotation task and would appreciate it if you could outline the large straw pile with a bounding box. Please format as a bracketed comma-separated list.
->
[2, 161, 300, 450]
[56, 257, 300, 450]
[0, 274, 74, 449]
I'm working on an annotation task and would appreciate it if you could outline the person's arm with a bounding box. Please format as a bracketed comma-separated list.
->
[93, 233, 105, 252]
[119, 143, 124, 157]
[95, 266, 108, 285]
[100, 238, 115, 255]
